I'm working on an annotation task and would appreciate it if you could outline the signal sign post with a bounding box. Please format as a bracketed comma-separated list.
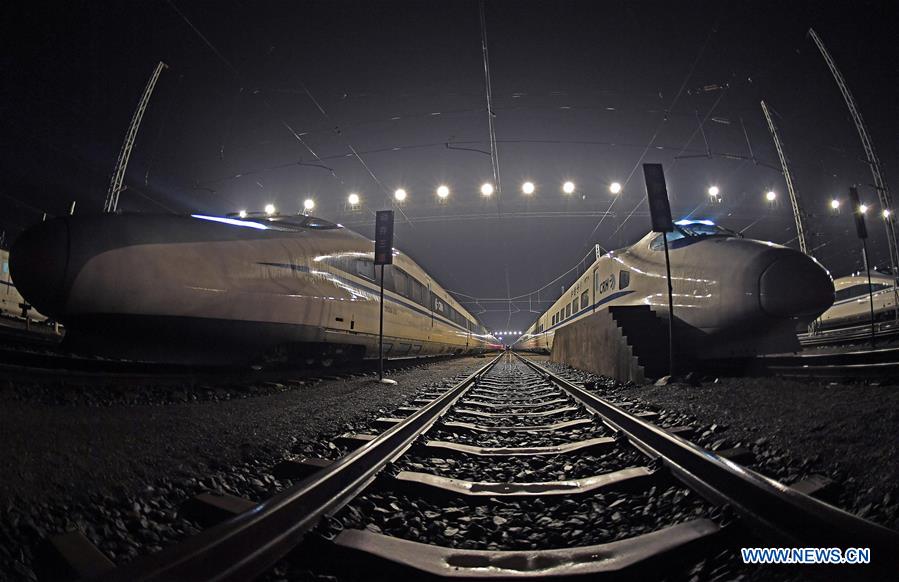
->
[374, 210, 397, 384]
[849, 187, 877, 348]
[643, 164, 676, 377]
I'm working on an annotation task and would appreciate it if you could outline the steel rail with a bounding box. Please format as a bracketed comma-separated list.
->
[800, 320, 899, 347]
[513, 353, 899, 571]
[93, 353, 504, 582]
[758, 345, 899, 366]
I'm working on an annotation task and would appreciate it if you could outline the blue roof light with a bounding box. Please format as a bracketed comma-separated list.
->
[675, 219, 715, 226]
[191, 214, 269, 230]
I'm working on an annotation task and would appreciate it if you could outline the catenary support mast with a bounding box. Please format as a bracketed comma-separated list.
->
[103, 61, 167, 213]
[761, 100, 810, 256]
[808, 28, 899, 297]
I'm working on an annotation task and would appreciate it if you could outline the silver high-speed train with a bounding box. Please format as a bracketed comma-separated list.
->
[818, 271, 897, 329]
[10, 212, 494, 364]
[515, 220, 835, 358]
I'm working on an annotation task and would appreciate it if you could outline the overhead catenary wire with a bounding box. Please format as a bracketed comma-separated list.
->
[448, 245, 601, 303]
[605, 87, 730, 241]
[166, 0, 359, 214]
[298, 83, 413, 226]
[580, 4, 725, 249]
[479, 0, 503, 216]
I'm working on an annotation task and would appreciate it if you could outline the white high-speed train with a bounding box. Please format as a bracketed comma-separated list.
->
[515, 220, 835, 358]
[817, 271, 897, 329]
[10, 212, 494, 364]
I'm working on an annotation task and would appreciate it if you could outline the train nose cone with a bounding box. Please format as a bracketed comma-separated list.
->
[9, 218, 70, 316]
[759, 253, 834, 317]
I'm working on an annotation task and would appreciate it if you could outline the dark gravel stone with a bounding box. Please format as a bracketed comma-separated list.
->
[396, 446, 645, 483]
[338, 485, 712, 551]
[0, 357, 488, 577]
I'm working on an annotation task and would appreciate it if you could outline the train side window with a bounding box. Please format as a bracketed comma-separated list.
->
[410, 278, 424, 304]
[355, 259, 374, 280]
[572, 298, 579, 312]
[837, 283, 892, 301]
[565, 304, 571, 318]
[581, 290, 589, 308]
[619, 270, 630, 289]
[394, 270, 409, 297]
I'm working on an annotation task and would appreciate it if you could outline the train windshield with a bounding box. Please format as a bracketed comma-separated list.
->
[241, 215, 343, 231]
[650, 220, 738, 251]
[675, 221, 738, 238]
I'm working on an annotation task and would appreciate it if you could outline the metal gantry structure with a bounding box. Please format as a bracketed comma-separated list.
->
[760, 100, 810, 256]
[808, 28, 899, 278]
[103, 61, 168, 213]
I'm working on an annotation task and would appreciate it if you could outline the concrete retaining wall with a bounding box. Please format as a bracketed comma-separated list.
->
[550, 308, 646, 383]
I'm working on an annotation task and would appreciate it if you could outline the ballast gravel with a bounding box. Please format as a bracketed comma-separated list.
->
[338, 485, 713, 551]
[396, 446, 646, 483]
[429, 422, 612, 448]
[0, 356, 488, 580]
[542, 359, 899, 533]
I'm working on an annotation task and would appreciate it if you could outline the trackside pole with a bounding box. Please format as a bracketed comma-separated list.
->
[379, 264, 386, 380]
[862, 242, 876, 348]
[849, 186, 876, 348]
[643, 163, 676, 378]
[662, 232, 675, 375]
[374, 210, 397, 385]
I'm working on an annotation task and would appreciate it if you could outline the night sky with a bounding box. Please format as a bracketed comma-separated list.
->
[2, 1, 897, 333]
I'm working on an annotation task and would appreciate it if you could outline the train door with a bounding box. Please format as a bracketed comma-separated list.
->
[592, 268, 599, 311]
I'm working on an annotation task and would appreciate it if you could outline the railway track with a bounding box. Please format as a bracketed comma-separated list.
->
[753, 346, 899, 380]
[800, 319, 899, 348]
[48, 352, 898, 580]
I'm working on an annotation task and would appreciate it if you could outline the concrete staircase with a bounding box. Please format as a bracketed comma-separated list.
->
[609, 306, 670, 379]
[550, 306, 670, 383]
